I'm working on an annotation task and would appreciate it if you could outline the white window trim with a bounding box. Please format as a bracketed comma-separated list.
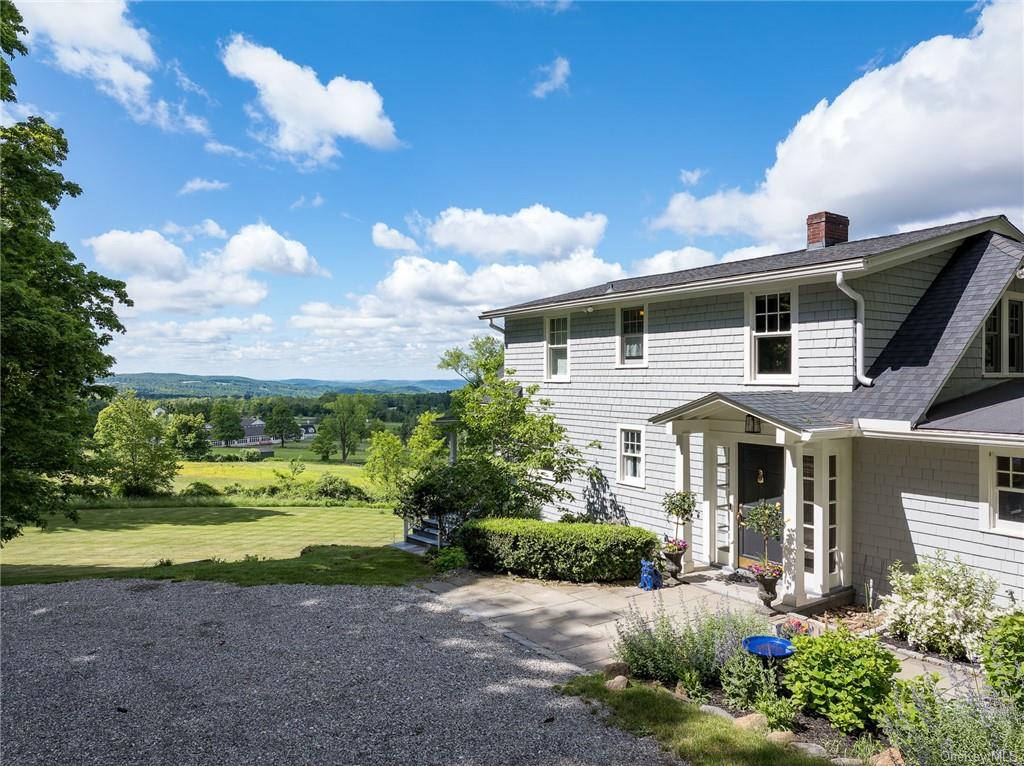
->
[615, 303, 650, 369]
[744, 288, 800, 385]
[979, 446, 1024, 539]
[615, 424, 645, 488]
[544, 315, 571, 383]
[982, 291, 1024, 378]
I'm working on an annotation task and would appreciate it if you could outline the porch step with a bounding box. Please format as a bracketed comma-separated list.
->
[406, 529, 440, 548]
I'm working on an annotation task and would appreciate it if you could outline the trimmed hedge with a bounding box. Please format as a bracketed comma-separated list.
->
[458, 518, 658, 583]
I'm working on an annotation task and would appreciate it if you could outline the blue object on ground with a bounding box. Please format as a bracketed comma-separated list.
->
[742, 635, 795, 659]
[638, 559, 662, 591]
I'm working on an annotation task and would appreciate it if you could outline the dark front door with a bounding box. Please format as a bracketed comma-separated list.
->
[738, 443, 784, 567]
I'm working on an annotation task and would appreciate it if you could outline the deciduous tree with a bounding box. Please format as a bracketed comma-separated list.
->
[309, 415, 339, 461]
[166, 413, 210, 460]
[329, 393, 372, 462]
[264, 402, 300, 446]
[94, 391, 179, 497]
[210, 400, 244, 442]
[437, 334, 504, 386]
[0, 3, 130, 541]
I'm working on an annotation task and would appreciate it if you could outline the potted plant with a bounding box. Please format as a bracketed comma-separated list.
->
[661, 537, 688, 581]
[742, 500, 784, 609]
[662, 490, 698, 575]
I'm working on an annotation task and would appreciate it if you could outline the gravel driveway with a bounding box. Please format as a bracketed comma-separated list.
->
[2, 580, 679, 766]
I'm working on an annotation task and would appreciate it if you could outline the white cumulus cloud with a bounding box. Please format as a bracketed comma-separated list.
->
[19, 0, 208, 134]
[290, 193, 325, 210]
[678, 168, 705, 186]
[426, 204, 607, 259]
[221, 34, 399, 168]
[84, 229, 188, 279]
[220, 223, 328, 276]
[632, 246, 717, 276]
[162, 219, 229, 242]
[532, 56, 571, 98]
[372, 222, 420, 252]
[178, 177, 229, 195]
[652, 0, 1024, 246]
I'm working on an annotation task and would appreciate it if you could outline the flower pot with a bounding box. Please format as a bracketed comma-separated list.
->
[754, 574, 779, 609]
[662, 550, 684, 581]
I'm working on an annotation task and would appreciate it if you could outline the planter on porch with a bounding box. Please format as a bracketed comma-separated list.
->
[750, 560, 784, 610]
[661, 538, 688, 582]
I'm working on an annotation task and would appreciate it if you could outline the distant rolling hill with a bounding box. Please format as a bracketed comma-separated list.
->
[103, 373, 464, 398]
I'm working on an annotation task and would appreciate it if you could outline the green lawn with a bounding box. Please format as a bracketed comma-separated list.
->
[0, 504, 425, 586]
[560, 675, 831, 766]
[175, 459, 371, 491]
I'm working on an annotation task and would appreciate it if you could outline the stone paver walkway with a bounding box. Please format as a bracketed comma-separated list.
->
[421, 567, 763, 670]
[420, 567, 964, 688]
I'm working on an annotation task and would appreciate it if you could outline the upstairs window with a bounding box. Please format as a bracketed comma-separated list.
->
[617, 426, 644, 486]
[751, 291, 795, 379]
[618, 306, 647, 366]
[546, 316, 570, 380]
[985, 294, 1024, 376]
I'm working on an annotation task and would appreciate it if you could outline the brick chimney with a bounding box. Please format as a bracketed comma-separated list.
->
[806, 211, 849, 250]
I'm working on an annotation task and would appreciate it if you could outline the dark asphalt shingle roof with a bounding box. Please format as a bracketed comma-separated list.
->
[920, 380, 1024, 435]
[483, 216, 1003, 317]
[650, 232, 1024, 433]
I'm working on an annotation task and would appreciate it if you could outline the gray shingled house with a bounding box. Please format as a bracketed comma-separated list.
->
[479, 212, 1024, 608]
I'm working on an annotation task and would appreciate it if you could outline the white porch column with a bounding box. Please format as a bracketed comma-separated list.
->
[701, 433, 716, 566]
[782, 439, 805, 606]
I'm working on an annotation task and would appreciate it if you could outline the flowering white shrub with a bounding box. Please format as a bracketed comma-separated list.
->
[880, 551, 999, 660]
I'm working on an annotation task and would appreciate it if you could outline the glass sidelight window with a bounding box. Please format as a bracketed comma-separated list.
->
[828, 455, 839, 574]
[802, 455, 815, 573]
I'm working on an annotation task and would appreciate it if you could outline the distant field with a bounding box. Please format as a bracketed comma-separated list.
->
[175, 459, 371, 491]
[212, 427, 400, 466]
[0, 504, 406, 585]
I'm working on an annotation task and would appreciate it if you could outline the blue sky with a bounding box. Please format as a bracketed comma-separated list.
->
[6, 1, 1022, 379]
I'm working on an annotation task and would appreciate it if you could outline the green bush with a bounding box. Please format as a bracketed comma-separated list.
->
[431, 546, 469, 572]
[755, 694, 798, 731]
[613, 600, 772, 687]
[783, 627, 900, 734]
[878, 673, 1024, 766]
[981, 612, 1024, 708]
[302, 474, 369, 502]
[239, 449, 264, 462]
[458, 518, 658, 582]
[178, 482, 221, 497]
[880, 552, 999, 660]
[720, 650, 777, 710]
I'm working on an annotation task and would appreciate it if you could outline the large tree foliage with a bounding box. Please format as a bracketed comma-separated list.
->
[264, 402, 300, 446]
[397, 340, 584, 541]
[366, 412, 446, 501]
[437, 334, 504, 386]
[94, 391, 179, 497]
[328, 393, 372, 462]
[0, 3, 130, 541]
[309, 415, 339, 461]
[210, 400, 244, 442]
[165, 413, 211, 460]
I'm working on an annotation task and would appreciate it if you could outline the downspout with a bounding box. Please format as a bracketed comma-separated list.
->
[835, 272, 874, 387]
[488, 319, 505, 335]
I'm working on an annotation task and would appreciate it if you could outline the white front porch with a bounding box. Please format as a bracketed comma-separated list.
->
[663, 402, 854, 608]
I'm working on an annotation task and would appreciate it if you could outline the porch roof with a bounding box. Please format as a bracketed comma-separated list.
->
[649, 391, 854, 433]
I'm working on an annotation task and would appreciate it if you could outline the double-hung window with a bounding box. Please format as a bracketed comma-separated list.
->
[546, 316, 570, 381]
[982, 448, 1024, 537]
[985, 293, 1024, 375]
[617, 426, 644, 486]
[617, 306, 647, 366]
[750, 291, 796, 381]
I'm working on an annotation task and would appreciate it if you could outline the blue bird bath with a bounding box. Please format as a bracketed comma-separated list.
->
[742, 635, 795, 659]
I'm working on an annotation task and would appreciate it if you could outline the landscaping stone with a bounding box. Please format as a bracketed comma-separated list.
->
[698, 704, 734, 720]
[873, 747, 906, 766]
[766, 730, 796, 746]
[733, 712, 767, 731]
[602, 661, 630, 679]
[832, 758, 865, 766]
[791, 742, 829, 758]
[605, 675, 629, 691]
